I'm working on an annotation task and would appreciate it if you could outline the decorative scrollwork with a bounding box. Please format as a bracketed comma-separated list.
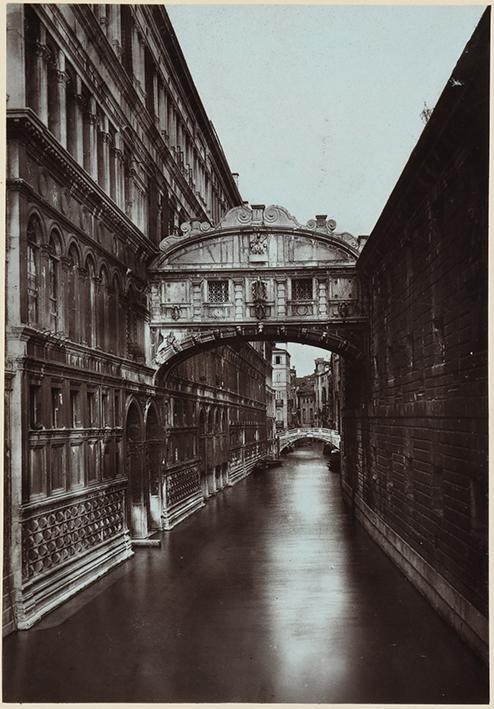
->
[237, 207, 252, 224]
[263, 205, 279, 223]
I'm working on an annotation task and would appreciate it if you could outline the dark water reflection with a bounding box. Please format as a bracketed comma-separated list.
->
[3, 445, 489, 702]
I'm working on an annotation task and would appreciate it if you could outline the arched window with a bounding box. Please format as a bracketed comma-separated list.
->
[207, 408, 214, 434]
[47, 231, 61, 333]
[98, 267, 109, 350]
[126, 285, 144, 361]
[26, 216, 42, 325]
[198, 408, 206, 435]
[84, 257, 96, 347]
[107, 277, 116, 354]
[67, 245, 80, 342]
[111, 275, 121, 356]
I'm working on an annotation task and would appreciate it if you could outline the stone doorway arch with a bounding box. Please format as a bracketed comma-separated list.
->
[125, 400, 149, 540]
[145, 402, 163, 530]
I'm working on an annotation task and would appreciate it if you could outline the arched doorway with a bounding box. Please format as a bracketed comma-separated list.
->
[126, 400, 149, 539]
[198, 408, 208, 498]
[145, 403, 163, 529]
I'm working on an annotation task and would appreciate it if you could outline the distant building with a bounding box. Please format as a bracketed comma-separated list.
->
[272, 347, 292, 429]
[295, 374, 316, 426]
[288, 367, 298, 428]
[313, 358, 333, 427]
[330, 354, 342, 432]
[294, 358, 334, 428]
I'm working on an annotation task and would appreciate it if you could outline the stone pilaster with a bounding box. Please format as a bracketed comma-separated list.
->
[33, 29, 49, 124]
[54, 51, 69, 148]
[275, 278, 287, 318]
[6, 5, 26, 108]
[73, 77, 85, 165]
[233, 279, 244, 321]
[86, 98, 98, 181]
[317, 277, 328, 318]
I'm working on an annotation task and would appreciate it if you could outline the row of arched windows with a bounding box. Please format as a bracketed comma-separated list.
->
[26, 214, 145, 361]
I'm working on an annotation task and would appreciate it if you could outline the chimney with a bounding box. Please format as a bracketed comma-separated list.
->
[232, 172, 239, 187]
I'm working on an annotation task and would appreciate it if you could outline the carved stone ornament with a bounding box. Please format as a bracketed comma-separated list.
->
[60, 188, 71, 216]
[38, 170, 48, 197]
[171, 306, 181, 321]
[249, 233, 267, 255]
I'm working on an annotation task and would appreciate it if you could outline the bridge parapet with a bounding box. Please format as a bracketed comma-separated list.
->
[278, 427, 340, 452]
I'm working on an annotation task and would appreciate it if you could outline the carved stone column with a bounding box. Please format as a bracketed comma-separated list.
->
[158, 82, 168, 140]
[98, 116, 111, 194]
[233, 279, 245, 321]
[317, 277, 328, 318]
[108, 5, 122, 58]
[152, 73, 159, 126]
[191, 280, 202, 321]
[54, 50, 69, 148]
[32, 28, 49, 124]
[275, 278, 287, 318]
[85, 97, 98, 181]
[125, 159, 136, 221]
[72, 76, 85, 164]
[112, 131, 124, 209]
[6, 5, 26, 108]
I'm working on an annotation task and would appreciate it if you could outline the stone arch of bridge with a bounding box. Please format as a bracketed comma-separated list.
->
[279, 432, 340, 454]
[153, 323, 365, 387]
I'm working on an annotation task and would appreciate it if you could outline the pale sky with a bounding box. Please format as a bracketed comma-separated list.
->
[167, 4, 485, 374]
[168, 4, 484, 236]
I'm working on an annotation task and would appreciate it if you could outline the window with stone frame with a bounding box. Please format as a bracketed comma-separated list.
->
[27, 218, 41, 325]
[292, 278, 313, 301]
[47, 233, 61, 333]
[208, 280, 229, 304]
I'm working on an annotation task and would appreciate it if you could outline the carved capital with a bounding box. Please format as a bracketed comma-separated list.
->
[87, 112, 98, 126]
[55, 69, 70, 86]
[34, 41, 49, 61]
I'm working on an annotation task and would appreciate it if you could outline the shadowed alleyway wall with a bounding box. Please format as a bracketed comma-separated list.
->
[341, 8, 489, 661]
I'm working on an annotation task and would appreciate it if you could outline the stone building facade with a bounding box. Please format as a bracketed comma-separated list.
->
[340, 9, 489, 660]
[295, 374, 315, 427]
[163, 342, 275, 531]
[271, 347, 292, 430]
[4, 4, 273, 634]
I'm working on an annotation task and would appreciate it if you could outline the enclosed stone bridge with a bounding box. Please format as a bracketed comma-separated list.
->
[148, 204, 368, 380]
[279, 427, 341, 453]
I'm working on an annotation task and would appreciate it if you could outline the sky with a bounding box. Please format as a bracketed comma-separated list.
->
[167, 4, 485, 374]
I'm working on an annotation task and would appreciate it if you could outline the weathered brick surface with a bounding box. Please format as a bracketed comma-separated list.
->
[343, 10, 489, 618]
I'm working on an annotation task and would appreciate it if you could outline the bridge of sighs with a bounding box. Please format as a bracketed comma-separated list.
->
[148, 204, 369, 376]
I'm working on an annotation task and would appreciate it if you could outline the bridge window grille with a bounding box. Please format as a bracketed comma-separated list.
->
[292, 278, 313, 301]
[208, 280, 229, 303]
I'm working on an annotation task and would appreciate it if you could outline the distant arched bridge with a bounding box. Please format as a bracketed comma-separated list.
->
[279, 427, 340, 454]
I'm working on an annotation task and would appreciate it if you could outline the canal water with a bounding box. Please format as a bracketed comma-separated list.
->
[3, 444, 489, 703]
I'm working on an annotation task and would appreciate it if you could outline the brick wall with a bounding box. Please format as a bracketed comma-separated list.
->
[342, 9, 489, 656]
